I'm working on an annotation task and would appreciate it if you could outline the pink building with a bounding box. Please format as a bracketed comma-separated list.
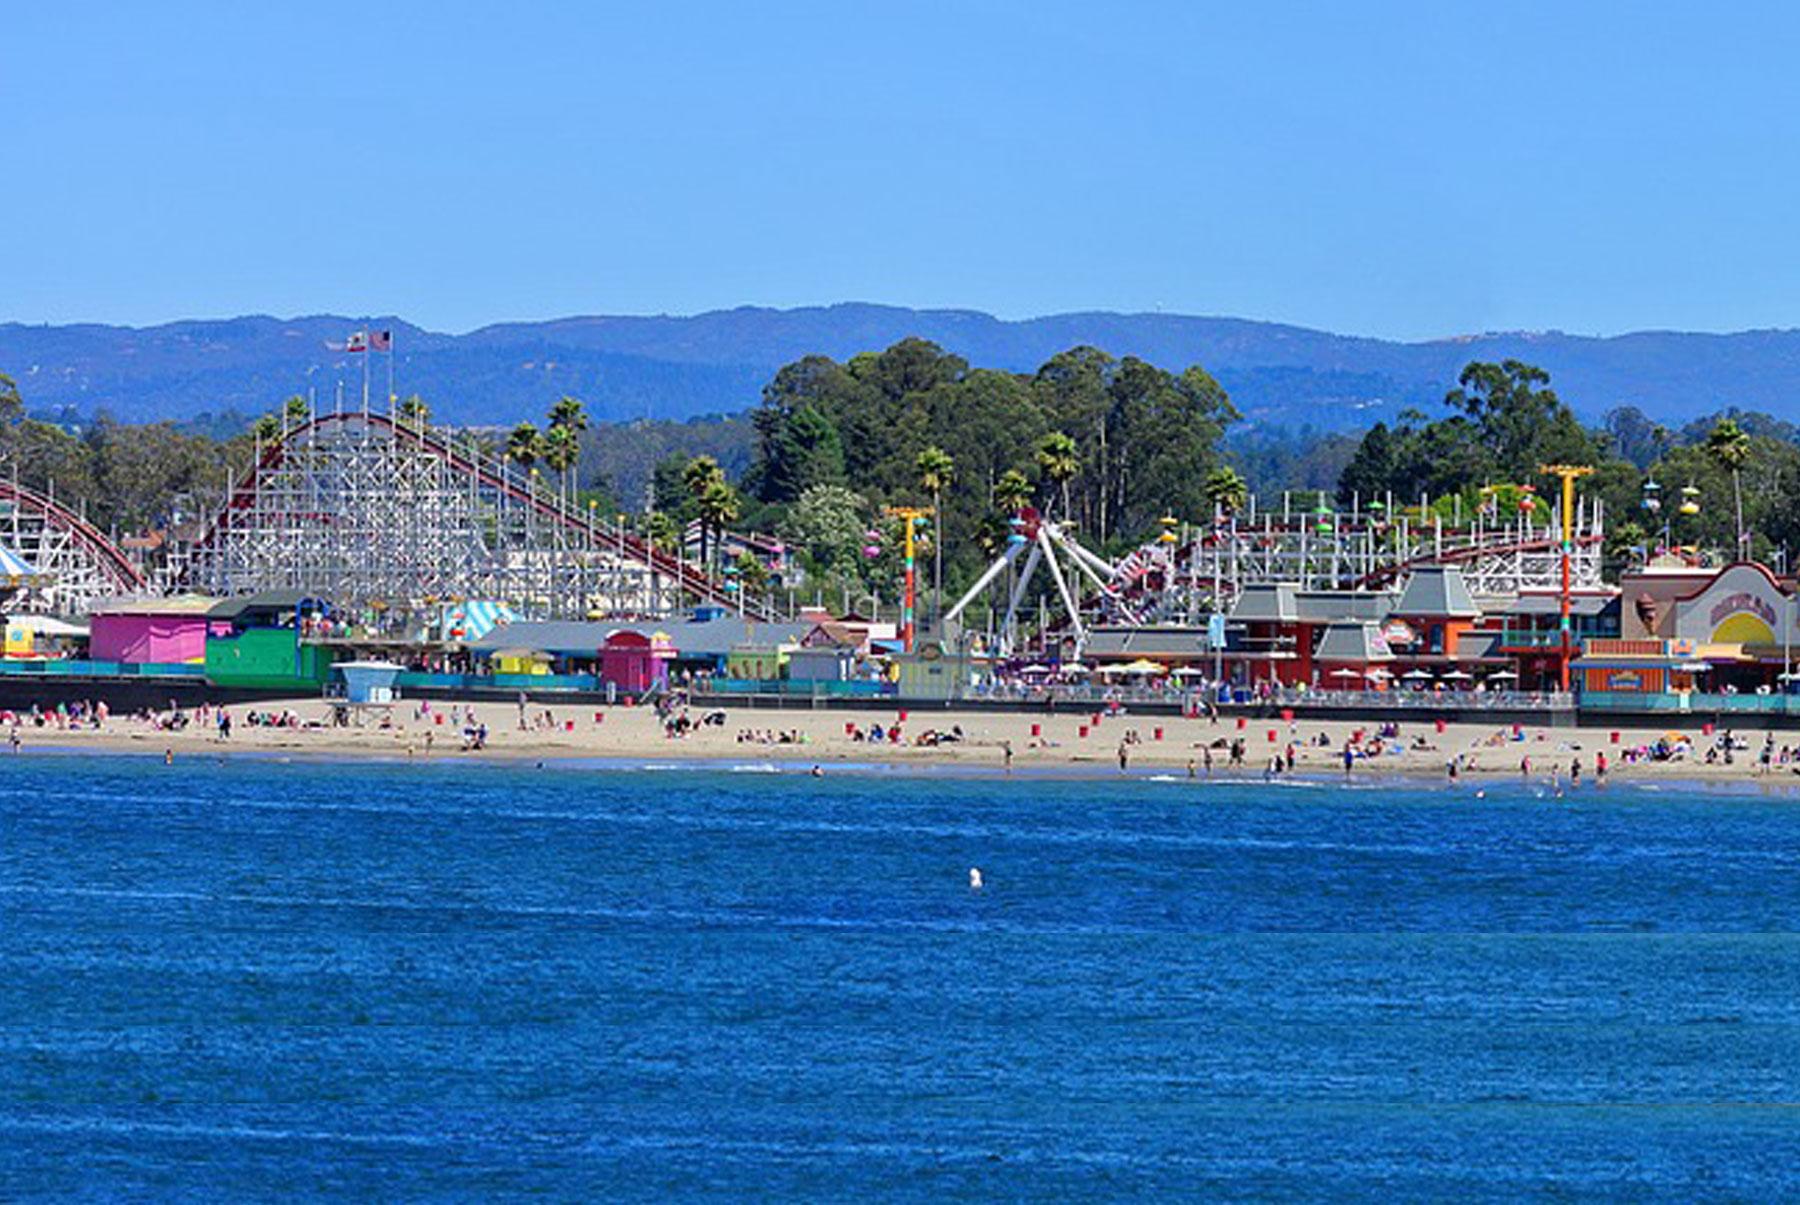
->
[599, 629, 674, 693]
[88, 596, 225, 664]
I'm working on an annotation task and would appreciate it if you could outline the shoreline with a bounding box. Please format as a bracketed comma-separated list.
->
[10, 696, 1800, 794]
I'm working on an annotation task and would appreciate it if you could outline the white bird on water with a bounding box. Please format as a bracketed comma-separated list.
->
[969, 867, 983, 891]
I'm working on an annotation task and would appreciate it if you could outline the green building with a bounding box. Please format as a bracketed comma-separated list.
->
[204, 591, 341, 691]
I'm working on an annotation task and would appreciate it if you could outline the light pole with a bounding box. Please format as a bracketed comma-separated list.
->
[884, 505, 934, 654]
[1541, 464, 1594, 693]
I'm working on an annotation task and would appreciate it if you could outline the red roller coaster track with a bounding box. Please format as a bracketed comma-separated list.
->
[0, 477, 146, 595]
[190, 412, 773, 620]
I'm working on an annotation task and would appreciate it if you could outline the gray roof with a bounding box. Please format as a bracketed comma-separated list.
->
[1295, 590, 1395, 623]
[1456, 630, 1502, 659]
[1506, 593, 1618, 617]
[1085, 627, 1212, 658]
[1395, 565, 1480, 618]
[1312, 620, 1395, 663]
[471, 616, 811, 658]
[1231, 583, 1298, 623]
[208, 588, 319, 621]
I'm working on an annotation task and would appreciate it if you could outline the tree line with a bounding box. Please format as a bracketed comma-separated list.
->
[646, 338, 1243, 608]
[1328, 359, 1800, 567]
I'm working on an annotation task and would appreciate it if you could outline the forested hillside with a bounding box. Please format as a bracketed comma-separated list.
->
[11, 305, 1800, 430]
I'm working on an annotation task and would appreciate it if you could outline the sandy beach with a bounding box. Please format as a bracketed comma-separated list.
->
[9, 695, 1799, 788]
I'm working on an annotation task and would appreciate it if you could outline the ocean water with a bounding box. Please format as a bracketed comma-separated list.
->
[5, 755, 1800, 1198]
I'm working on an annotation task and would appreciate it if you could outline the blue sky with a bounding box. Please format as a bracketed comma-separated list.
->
[5, 2, 1798, 339]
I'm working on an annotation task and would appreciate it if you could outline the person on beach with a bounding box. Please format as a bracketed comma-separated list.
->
[1186, 758, 1196, 779]
[1596, 751, 1608, 784]
[1203, 746, 1213, 775]
[1570, 758, 1581, 787]
[1342, 744, 1354, 776]
[1002, 740, 1013, 774]
[8, 726, 17, 755]
[1117, 741, 1130, 773]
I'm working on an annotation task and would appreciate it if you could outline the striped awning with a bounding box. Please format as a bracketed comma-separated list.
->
[0, 543, 41, 580]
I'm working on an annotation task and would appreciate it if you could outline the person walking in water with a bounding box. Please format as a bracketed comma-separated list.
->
[1117, 741, 1130, 773]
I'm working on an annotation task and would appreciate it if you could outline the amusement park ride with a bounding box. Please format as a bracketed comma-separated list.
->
[0, 394, 1607, 653]
[942, 484, 1606, 659]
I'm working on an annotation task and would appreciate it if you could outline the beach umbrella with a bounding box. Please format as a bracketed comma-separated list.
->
[1366, 667, 1393, 680]
[1440, 670, 1473, 681]
[1328, 668, 1364, 680]
[1060, 661, 1091, 676]
[1171, 667, 1208, 678]
[1401, 668, 1433, 681]
[1488, 669, 1519, 681]
[1117, 658, 1169, 675]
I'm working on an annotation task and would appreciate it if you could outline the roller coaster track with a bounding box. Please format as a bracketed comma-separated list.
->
[0, 476, 147, 608]
[1345, 531, 1605, 591]
[190, 412, 774, 621]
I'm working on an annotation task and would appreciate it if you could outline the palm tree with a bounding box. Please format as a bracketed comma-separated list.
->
[1202, 465, 1248, 518]
[396, 394, 430, 430]
[697, 479, 740, 579]
[548, 395, 589, 435]
[508, 422, 544, 481]
[683, 455, 726, 568]
[543, 424, 580, 509]
[993, 468, 1032, 514]
[645, 510, 680, 554]
[282, 394, 310, 427]
[915, 445, 955, 626]
[1705, 417, 1751, 556]
[1035, 431, 1079, 519]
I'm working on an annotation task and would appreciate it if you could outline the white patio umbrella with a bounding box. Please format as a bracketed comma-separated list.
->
[1488, 669, 1519, 681]
[1328, 668, 1365, 680]
[1440, 670, 1474, 681]
[1401, 668, 1433, 681]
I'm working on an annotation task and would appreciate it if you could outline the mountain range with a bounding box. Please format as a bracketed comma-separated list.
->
[3, 304, 1797, 431]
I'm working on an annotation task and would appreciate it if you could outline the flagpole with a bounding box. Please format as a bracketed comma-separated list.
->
[361, 330, 371, 414]
[387, 334, 396, 416]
